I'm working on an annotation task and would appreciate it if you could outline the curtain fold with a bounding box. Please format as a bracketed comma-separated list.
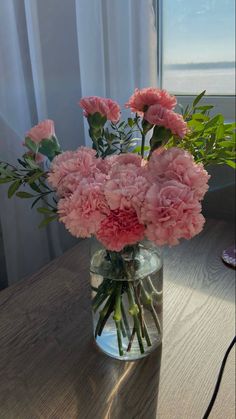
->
[76, 0, 158, 144]
[0, 0, 49, 284]
[0, 0, 158, 284]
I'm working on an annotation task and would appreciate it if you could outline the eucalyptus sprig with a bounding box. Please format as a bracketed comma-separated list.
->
[0, 153, 58, 227]
[165, 91, 236, 168]
[87, 112, 143, 157]
[110, 119, 141, 154]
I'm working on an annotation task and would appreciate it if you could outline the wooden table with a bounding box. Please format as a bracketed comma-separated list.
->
[0, 219, 235, 419]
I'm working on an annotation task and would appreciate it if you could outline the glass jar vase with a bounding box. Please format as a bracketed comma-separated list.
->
[90, 240, 163, 361]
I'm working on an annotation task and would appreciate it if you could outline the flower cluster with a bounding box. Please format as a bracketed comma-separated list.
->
[4, 87, 227, 254]
[126, 87, 187, 138]
[49, 146, 210, 251]
[79, 88, 187, 140]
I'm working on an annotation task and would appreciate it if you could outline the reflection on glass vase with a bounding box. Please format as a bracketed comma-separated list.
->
[90, 240, 163, 361]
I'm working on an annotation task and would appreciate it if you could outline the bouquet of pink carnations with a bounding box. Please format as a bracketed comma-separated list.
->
[0, 88, 235, 359]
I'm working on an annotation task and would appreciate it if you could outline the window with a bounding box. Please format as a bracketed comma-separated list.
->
[156, 0, 236, 120]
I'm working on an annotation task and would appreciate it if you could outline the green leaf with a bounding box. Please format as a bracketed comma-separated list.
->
[150, 126, 172, 152]
[118, 121, 126, 129]
[17, 158, 27, 168]
[37, 207, 56, 214]
[0, 165, 14, 177]
[183, 104, 190, 116]
[204, 114, 224, 131]
[31, 196, 43, 209]
[24, 156, 40, 170]
[38, 215, 58, 228]
[0, 177, 12, 184]
[128, 118, 134, 127]
[24, 137, 38, 153]
[132, 145, 150, 154]
[223, 122, 236, 130]
[16, 191, 35, 199]
[103, 131, 117, 142]
[192, 113, 209, 122]
[38, 139, 61, 161]
[29, 182, 42, 193]
[87, 112, 107, 128]
[221, 151, 235, 157]
[8, 180, 21, 198]
[142, 119, 153, 135]
[218, 140, 235, 147]
[195, 105, 214, 111]
[193, 90, 206, 108]
[225, 160, 236, 169]
[39, 177, 53, 191]
[216, 124, 225, 140]
[194, 139, 205, 146]
[188, 120, 204, 131]
[28, 171, 44, 184]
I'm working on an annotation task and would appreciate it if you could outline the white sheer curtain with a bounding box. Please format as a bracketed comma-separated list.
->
[76, 0, 158, 144]
[0, 0, 158, 285]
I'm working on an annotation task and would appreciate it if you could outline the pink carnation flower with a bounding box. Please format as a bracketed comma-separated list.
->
[96, 208, 145, 251]
[105, 154, 149, 213]
[125, 88, 177, 115]
[58, 180, 110, 238]
[95, 155, 119, 175]
[79, 96, 121, 123]
[141, 180, 205, 246]
[145, 104, 188, 138]
[26, 120, 55, 144]
[113, 153, 142, 167]
[48, 147, 99, 197]
[148, 147, 210, 200]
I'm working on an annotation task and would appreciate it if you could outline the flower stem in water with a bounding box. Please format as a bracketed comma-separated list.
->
[127, 283, 144, 354]
[113, 283, 124, 356]
[121, 300, 131, 339]
[140, 281, 161, 334]
[95, 293, 115, 337]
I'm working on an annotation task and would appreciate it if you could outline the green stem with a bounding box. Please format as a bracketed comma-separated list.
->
[141, 133, 145, 158]
[134, 284, 152, 347]
[113, 283, 124, 356]
[150, 302, 162, 335]
[142, 318, 152, 347]
[92, 279, 113, 311]
[134, 285, 145, 337]
[120, 317, 127, 338]
[121, 300, 131, 339]
[127, 283, 144, 354]
[115, 321, 124, 356]
[92, 292, 110, 313]
[98, 304, 114, 337]
[140, 281, 162, 335]
[127, 325, 136, 352]
[95, 294, 114, 337]
[147, 276, 163, 303]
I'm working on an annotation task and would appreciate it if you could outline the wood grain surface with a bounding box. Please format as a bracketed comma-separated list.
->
[0, 219, 235, 419]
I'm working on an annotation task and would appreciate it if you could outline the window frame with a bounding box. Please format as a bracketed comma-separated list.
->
[155, 0, 236, 121]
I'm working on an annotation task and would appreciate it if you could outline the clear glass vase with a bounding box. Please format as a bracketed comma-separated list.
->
[90, 240, 163, 361]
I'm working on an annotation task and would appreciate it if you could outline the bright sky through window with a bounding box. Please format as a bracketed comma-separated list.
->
[162, 0, 235, 95]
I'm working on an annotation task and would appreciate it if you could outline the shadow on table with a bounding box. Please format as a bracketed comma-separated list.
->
[74, 339, 162, 419]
